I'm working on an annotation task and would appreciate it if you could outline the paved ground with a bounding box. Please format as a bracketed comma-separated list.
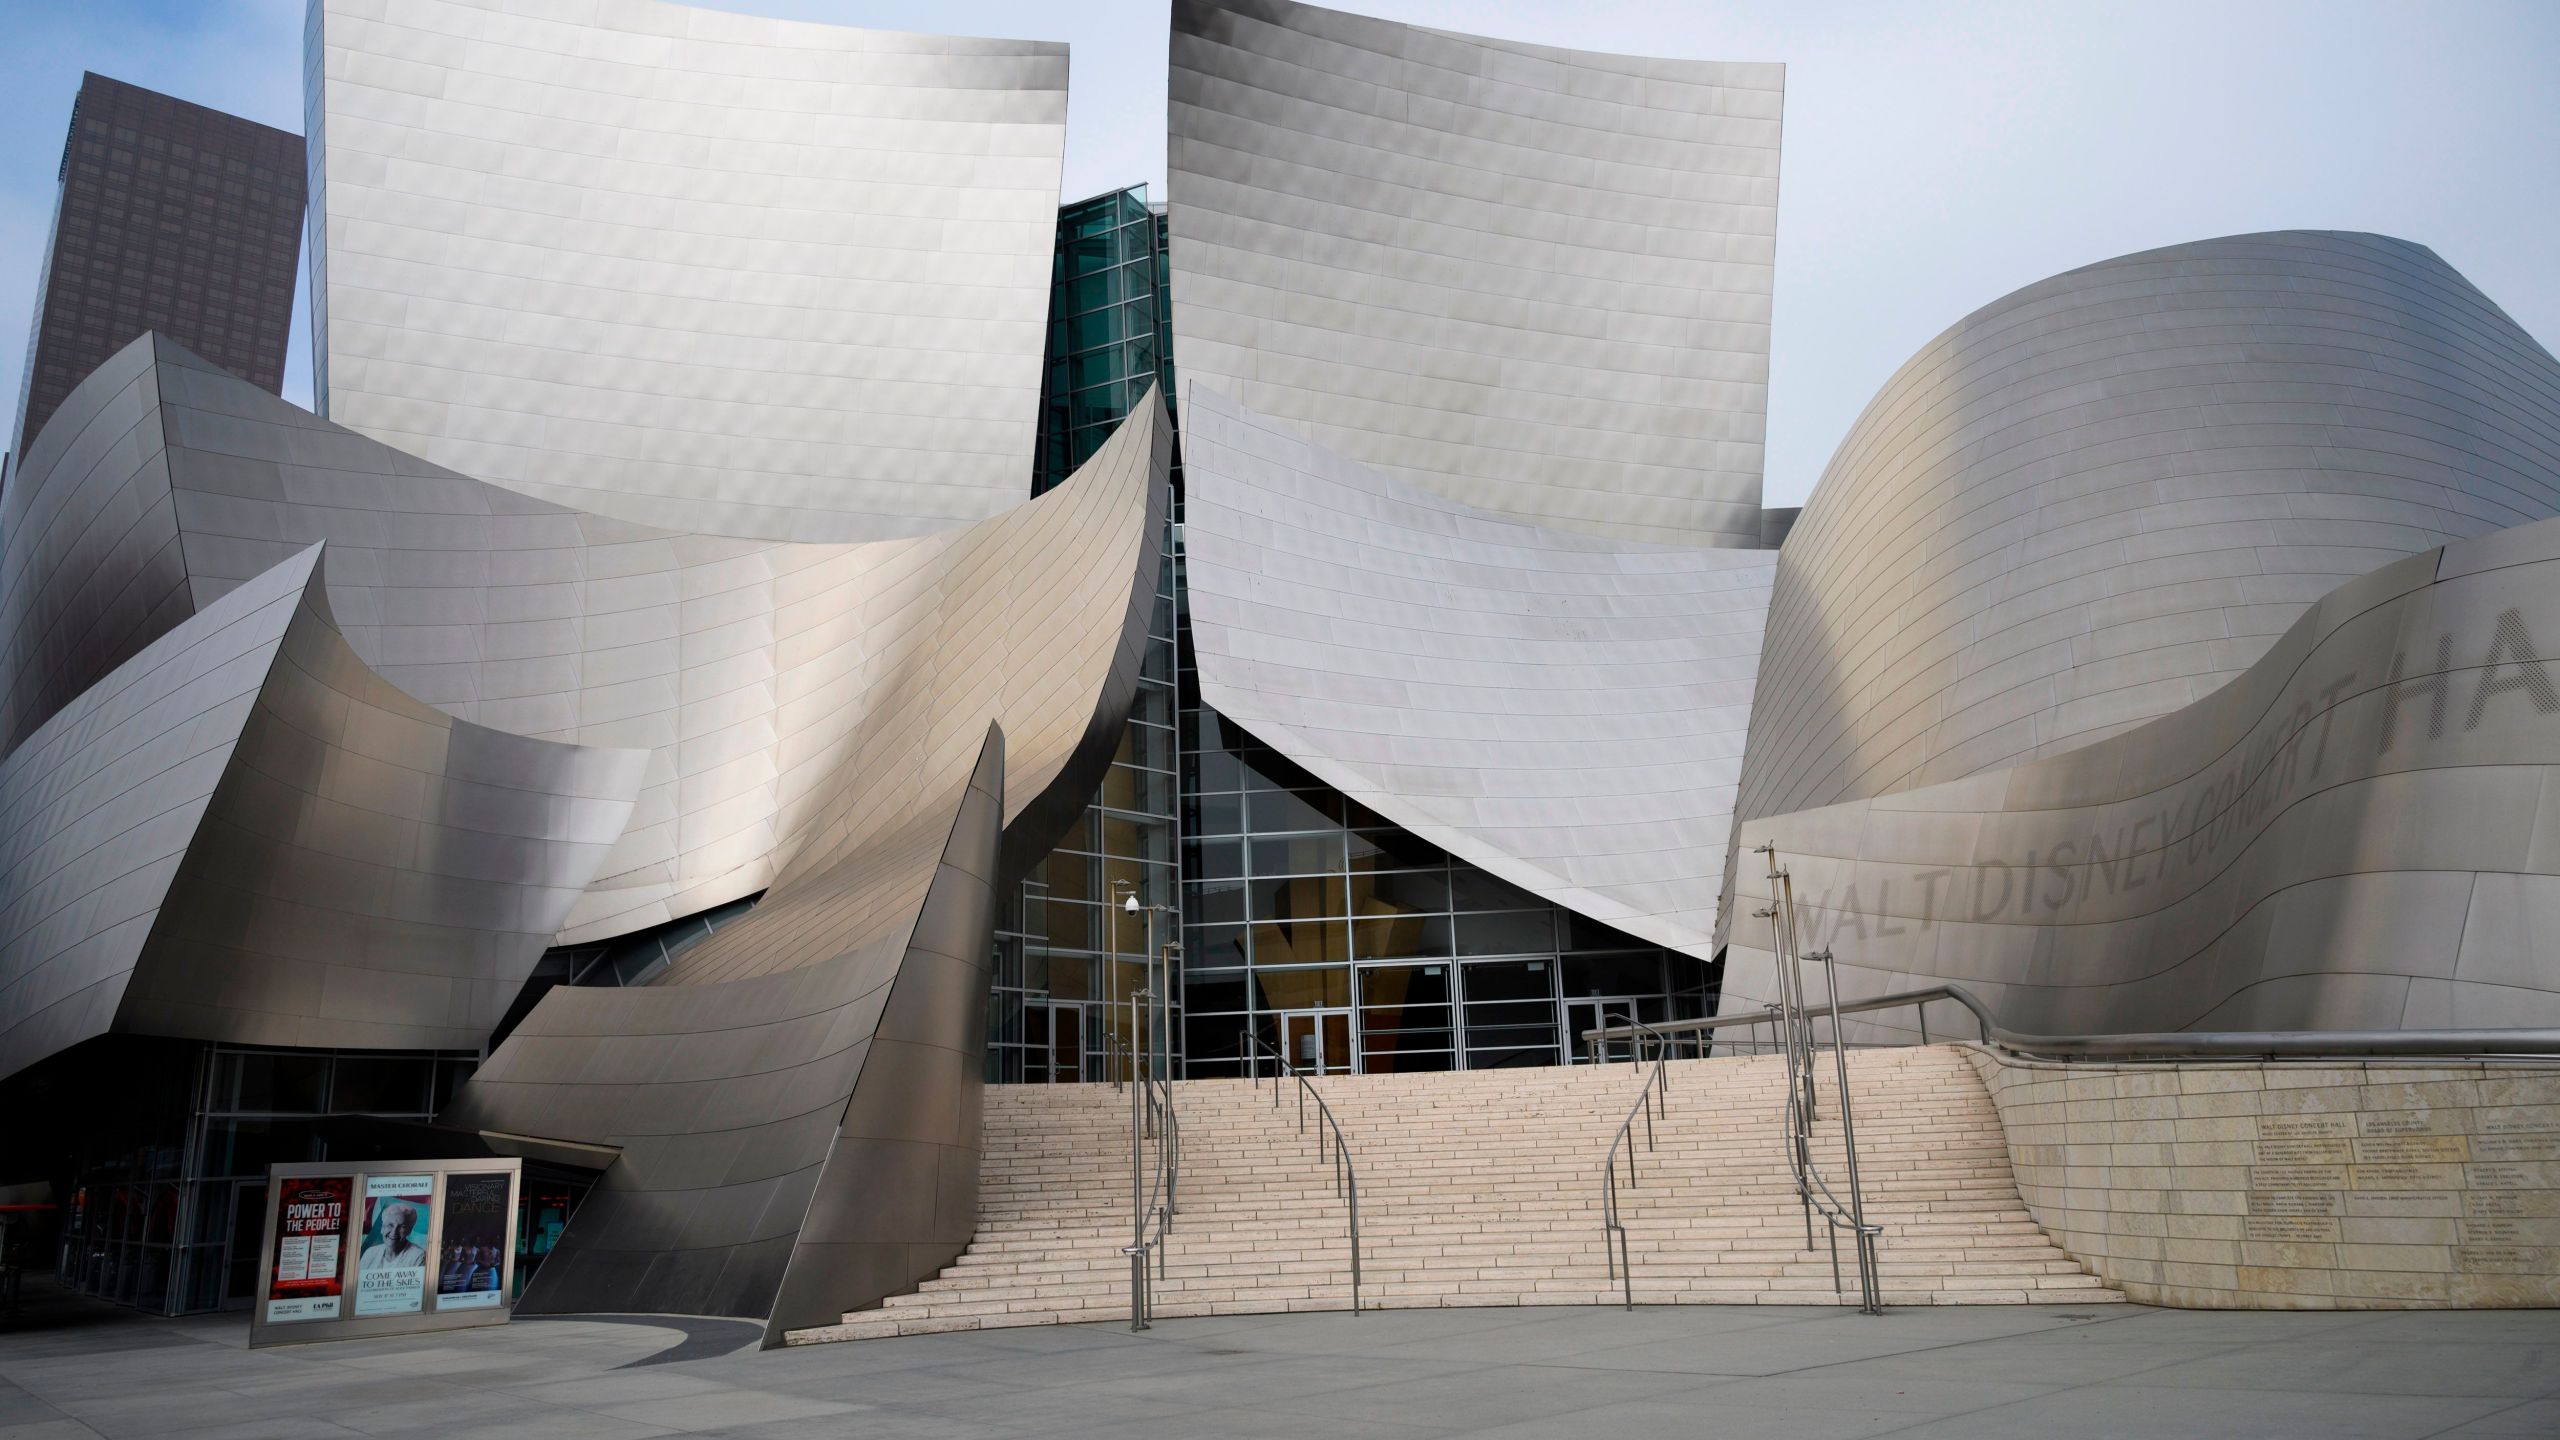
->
[3, 1283, 2557, 1439]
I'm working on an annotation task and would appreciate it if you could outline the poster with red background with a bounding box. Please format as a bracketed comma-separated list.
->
[266, 1177, 353, 1322]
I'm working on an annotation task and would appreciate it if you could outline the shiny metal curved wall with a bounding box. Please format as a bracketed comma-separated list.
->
[1734, 233, 2560, 866]
[306, 0, 1068, 541]
[1168, 0, 1781, 546]
[437, 396, 1165, 1334]
[1183, 385, 1770, 959]
[1728, 515, 2560, 1035]
[1, 336, 1169, 946]
[0, 543, 647, 1082]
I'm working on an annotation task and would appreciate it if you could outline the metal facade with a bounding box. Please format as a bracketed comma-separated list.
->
[1182, 384, 1773, 962]
[0, 541, 646, 1083]
[1732, 233, 2560, 861]
[1728, 514, 2560, 1035]
[305, 0, 1069, 541]
[1167, 0, 1780, 546]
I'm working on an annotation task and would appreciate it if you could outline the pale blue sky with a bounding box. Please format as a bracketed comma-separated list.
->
[3, 0, 2554, 505]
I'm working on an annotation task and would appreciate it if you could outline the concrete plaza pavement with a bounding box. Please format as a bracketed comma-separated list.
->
[3, 1284, 2556, 1439]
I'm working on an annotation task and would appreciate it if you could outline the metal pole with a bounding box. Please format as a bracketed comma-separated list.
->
[1129, 986, 1148, 1331]
[1820, 949, 1879, 1314]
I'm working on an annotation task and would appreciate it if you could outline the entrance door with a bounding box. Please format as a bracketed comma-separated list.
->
[1566, 994, 1648, 1060]
[1277, 1009, 1353, 1075]
[1458, 959, 1559, 1070]
[1040, 1002, 1087, 1083]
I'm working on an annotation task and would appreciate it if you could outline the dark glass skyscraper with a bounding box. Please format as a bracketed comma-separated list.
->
[10, 73, 304, 464]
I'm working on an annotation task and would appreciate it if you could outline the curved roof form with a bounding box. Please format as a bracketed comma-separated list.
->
[1, 336, 1170, 945]
[1728, 514, 2560, 1036]
[306, 0, 1069, 540]
[1168, 0, 1780, 547]
[1183, 384, 1772, 960]
[0, 543, 648, 1083]
[1733, 232, 2560, 861]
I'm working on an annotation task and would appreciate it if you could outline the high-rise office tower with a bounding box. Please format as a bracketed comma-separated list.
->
[10, 73, 304, 465]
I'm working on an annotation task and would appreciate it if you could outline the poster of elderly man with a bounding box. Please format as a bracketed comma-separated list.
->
[352, 1176, 433, 1317]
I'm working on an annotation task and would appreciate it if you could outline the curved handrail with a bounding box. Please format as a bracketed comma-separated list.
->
[1242, 1030, 1362, 1314]
[1581, 983, 2560, 1061]
[1596, 1009, 1675, 1309]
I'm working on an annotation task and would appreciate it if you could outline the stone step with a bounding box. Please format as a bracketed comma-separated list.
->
[787, 1045, 2121, 1344]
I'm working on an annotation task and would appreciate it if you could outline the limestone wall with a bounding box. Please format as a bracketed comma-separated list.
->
[1965, 1047, 2560, 1307]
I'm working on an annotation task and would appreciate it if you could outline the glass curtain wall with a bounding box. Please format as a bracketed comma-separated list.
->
[48, 1042, 473, 1315]
[990, 187, 1183, 1083]
[1174, 661, 1716, 1078]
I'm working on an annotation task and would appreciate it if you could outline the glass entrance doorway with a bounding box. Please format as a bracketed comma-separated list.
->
[1458, 959, 1559, 1069]
[1276, 1009, 1352, 1075]
[1030, 1002, 1089, 1083]
[1565, 995, 1667, 1064]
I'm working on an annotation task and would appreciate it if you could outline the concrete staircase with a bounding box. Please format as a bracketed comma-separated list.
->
[785, 1044, 2119, 1343]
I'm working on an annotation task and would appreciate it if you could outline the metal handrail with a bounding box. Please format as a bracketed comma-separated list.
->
[1754, 849, 1883, 1314]
[1242, 1030, 1362, 1315]
[1124, 990, 1179, 1331]
[1583, 983, 2560, 1061]
[1596, 1009, 1675, 1309]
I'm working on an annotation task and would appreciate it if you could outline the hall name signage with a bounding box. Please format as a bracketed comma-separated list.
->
[1776, 606, 2560, 940]
[249, 1158, 522, 1348]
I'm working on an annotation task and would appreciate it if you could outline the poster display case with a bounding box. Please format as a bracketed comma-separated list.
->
[248, 1158, 519, 1347]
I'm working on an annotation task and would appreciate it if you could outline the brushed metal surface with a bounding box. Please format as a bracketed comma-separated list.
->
[1168, 0, 1780, 546]
[1728, 514, 2560, 1038]
[1182, 383, 1771, 961]
[1, 336, 1169, 947]
[436, 404, 1166, 1333]
[0, 541, 647, 1082]
[306, 0, 1068, 541]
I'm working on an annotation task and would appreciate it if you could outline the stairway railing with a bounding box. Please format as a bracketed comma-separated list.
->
[1596, 1009, 1674, 1308]
[1124, 988, 1178, 1330]
[1755, 844, 1884, 1314]
[1242, 1030, 1362, 1315]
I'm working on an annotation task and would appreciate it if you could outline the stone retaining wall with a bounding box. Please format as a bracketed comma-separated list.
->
[1965, 1047, 2560, 1307]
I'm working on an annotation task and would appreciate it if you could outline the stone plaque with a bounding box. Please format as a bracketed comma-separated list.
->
[2349, 1163, 2462, 1190]
[2455, 1245, 2548, 1274]
[2360, 1112, 2449, 1137]
[2249, 1190, 2339, 1217]
[2256, 1137, 2351, 1166]
[2353, 1135, 2468, 1164]
[2250, 1164, 2346, 1191]
[2464, 1218, 2525, 1245]
[2346, 1191, 2458, 1218]
[2245, 1216, 2340, 1243]
[2260, 1113, 2354, 1139]
[2472, 1135, 2560, 1162]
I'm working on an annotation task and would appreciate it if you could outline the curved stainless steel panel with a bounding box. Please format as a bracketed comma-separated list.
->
[438, 403, 1167, 1333]
[1183, 384, 1771, 959]
[0, 542, 648, 1081]
[1735, 232, 2560, 845]
[1168, 0, 1780, 546]
[306, 0, 1068, 541]
[3, 337, 1170, 946]
[1728, 515, 2560, 1036]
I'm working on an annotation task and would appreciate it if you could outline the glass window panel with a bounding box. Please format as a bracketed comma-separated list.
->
[1185, 879, 1247, 926]
[1456, 910, 1556, 958]
[1347, 868, 1447, 916]
[1361, 1048, 1453, 1074]
[1352, 912, 1451, 961]
[1248, 788, 1341, 831]
[1349, 829, 1443, 872]
[1560, 953, 1668, 998]
[1102, 764, 1170, 813]
[1250, 832, 1344, 876]
[1452, 871, 1542, 912]
[1045, 851, 1095, 904]
[1460, 958, 1554, 1002]
[1184, 838, 1243, 880]
[1253, 967, 1350, 1010]
[1185, 972, 1250, 1014]
[1183, 1015, 1244, 1066]
[1358, 964, 1452, 1007]
[1250, 918, 1348, 967]
[1183, 924, 1249, 970]
[328, 1056, 429, 1113]
[1249, 874, 1346, 921]
[231, 1052, 325, 1113]
[1044, 899, 1096, 956]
